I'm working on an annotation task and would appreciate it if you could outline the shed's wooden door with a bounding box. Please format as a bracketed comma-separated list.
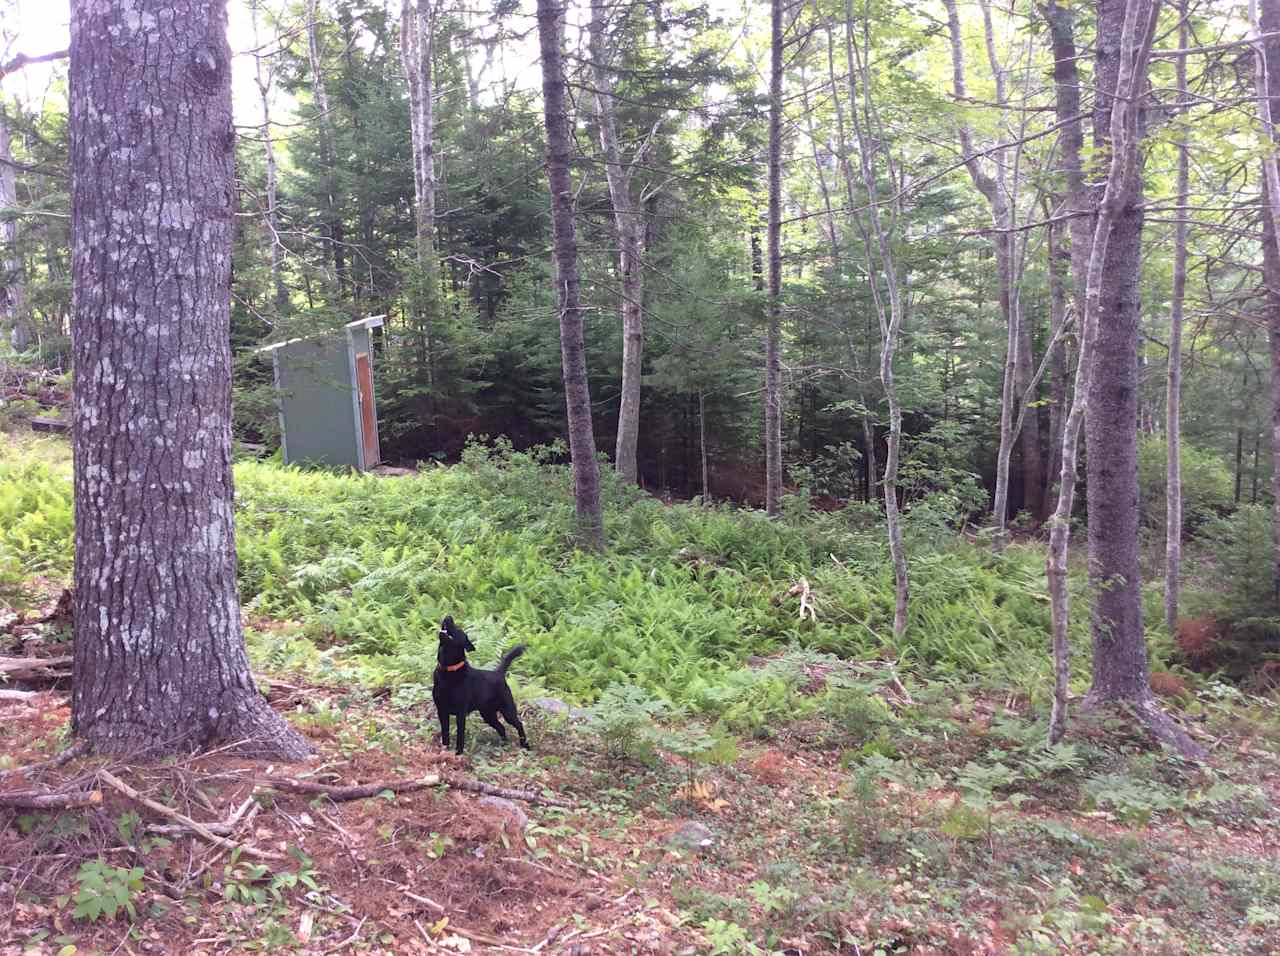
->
[355, 352, 379, 468]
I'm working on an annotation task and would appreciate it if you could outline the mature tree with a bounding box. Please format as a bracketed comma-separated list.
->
[536, 0, 603, 547]
[68, 0, 311, 758]
[249, 0, 288, 315]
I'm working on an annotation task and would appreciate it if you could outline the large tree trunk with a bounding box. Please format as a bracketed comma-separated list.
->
[764, 0, 784, 517]
[1165, 3, 1189, 634]
[0, 105, 28, 350]
[536, 0, 604, 549]
[250, 0, 288, 315]
[588, 0, 646, 486]
[1254, 0, 1280, 603]
[68, 0, 311, 760]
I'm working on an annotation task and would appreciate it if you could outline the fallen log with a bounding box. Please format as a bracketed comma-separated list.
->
[0, 688, 39, 702]
[0, 655, 72, 679]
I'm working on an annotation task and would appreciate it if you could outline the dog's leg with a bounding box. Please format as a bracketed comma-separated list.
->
[480, 710, 509, 743]
[439, 711, 451, 750]
[501, 697, 530, 750]
[455, 713, 466, 756]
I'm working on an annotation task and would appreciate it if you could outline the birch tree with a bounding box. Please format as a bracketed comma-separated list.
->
[1252, 0, 1280, 605]
[0, 102, 25, 349]
[250, 0, 288, 315]
[68, 0, 311, 758]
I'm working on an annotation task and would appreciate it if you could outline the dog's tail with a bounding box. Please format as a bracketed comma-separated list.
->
[495, 644, 526, 675]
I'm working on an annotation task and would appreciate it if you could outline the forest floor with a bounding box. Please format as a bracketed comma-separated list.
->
[3, 431, 1280, 953]
[2, 581, 1280, 955]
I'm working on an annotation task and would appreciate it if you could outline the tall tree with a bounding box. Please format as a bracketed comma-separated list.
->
[588, 0, 650, 486]
[845, 0, 908, 638]
[68, 0, 311, 758]
[401, 0, 443, 389]
[1253, 0, 1280, 604]
[536, 0, 604, 548]
[249, 0, 288, 315]
[306, 0, 347, 294]
[1165, 2, 1189, 634]
[764, 0, 784, 517]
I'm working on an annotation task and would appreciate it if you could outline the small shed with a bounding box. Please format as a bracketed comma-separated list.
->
[255, 316, 384, 471]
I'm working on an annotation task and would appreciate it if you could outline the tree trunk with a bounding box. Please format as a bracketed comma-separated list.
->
[699, 389, 709, 502]
[306, 0, 345, 295]
[942, 0, 1032, 540]
[845, 1, 908, 638]
[68, 0, 311, 760]
[536, 0, 604, 549]
[588, 0, 645, 485]
[1252, 0, 1280, 603]
[401, 0, 442, 400]
[0, 105, 28, 350]
[1165, 2, 1188, 635]
[1046, 213, 1069, 491]
[1046, 0, 1201, 758]
[764, 0, 784, 517]
[250, 0, 288, 315]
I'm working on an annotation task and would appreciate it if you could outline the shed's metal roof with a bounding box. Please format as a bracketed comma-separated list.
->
[252, 315, 386, 354]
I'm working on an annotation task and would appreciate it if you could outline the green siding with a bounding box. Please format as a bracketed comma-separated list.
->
[274, 336, 361, 469]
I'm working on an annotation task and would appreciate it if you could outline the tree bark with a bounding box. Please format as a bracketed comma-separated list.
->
[1165, 2, 1188, 635]
[1251, 0, 1280, 603]
[0, 104, 28, 350]
[699, 389, 709, 502]
[589, 0, 646, 486]
[68, 0, 311, 759]
[764, 0, 784, 517]
[536, 0, 604, 549]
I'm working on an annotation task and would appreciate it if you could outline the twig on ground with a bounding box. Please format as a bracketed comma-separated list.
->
[250, 771, 574, 808]
[324, 914, 367, 953]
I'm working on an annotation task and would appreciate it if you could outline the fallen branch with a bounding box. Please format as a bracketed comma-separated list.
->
[256, 773, 442, 802]
[0, 689, 39, 702]
[0, 788, 101, 809]
[254, 772, 575, 808]
[97, 769, 283, 861]
[0, 655, 72, 679]
[441, 774, 575, 808]
[0, 740, 91, 783]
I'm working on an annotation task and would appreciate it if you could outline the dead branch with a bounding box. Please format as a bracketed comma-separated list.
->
[255, 772, 575, 808]
[255, 773, 442, 802]
[0, 788, 101, 809]
[0, 740, 91, 783]
[0, 48, 68, 80]
[0, 655, 72, 679]
[0, 689, 39, 702]
[97, 769, 284, 861]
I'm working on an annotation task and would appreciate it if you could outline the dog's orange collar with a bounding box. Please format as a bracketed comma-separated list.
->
[443, 660, 466, 672]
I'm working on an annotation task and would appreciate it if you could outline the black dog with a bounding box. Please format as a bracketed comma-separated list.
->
[432, 616, 530, 756]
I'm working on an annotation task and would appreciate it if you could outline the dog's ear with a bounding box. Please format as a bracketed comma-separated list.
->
[442, 615, 455, 629]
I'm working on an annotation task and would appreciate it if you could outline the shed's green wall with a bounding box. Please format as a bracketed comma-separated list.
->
[275, 336, 361, 469]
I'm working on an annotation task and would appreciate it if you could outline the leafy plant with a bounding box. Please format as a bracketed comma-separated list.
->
[63, 860, 144, 923]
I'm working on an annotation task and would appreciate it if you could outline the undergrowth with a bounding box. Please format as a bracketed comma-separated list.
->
[1, 436, 1114, 716]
